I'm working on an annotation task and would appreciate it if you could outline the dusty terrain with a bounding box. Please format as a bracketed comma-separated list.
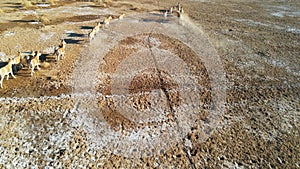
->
[0, 0, 299, 168]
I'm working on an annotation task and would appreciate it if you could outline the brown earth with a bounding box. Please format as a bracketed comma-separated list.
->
[0, 0, 299, 168]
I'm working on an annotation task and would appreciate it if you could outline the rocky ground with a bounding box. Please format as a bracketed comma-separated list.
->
[0, 0, 299, 168]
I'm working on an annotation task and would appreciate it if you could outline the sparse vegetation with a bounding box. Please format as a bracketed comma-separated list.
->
[0, 0, 298, 168]
[93, 0, 109, 8]
[50, 0, 57, 5]
[35, 9, 50, 24]
[36, 9, 50, 24]
[22, 0, 60, 7]
[40, 15, 50, 24]
[22, 0, 33, 8]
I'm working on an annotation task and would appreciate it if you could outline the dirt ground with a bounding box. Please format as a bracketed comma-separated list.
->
[0, 0, 299, 168]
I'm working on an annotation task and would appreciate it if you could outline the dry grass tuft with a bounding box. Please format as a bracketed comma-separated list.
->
[23, 0, 60, 6]
[93, 0, 108, 8]
[22, 0, 33, 8]
[103, 0, 112, 5]
[130, 6, 144, 12]
[0, 9, 4, 14]
[48, 0, 60, 5]
[40, 15, 50, 24]
[40, 62, 50, 68]
[37, 10, 50, 24]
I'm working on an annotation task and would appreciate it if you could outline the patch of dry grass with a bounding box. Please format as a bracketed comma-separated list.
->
[40, 15, 50, 24]
[48, 0, 60, 5]
[22, 0, 33, 8]
[0, 9, 4, 14]
[47, 0, 55, 5]
[93, 0, 110, 7]
[36, 9, 50, 24]
[23, 0, 60, 6]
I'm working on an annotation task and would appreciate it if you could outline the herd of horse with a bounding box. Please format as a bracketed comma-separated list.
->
[0, 2, 185, 89]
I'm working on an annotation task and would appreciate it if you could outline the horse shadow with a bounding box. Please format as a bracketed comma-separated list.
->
[80, 26, 94, 30]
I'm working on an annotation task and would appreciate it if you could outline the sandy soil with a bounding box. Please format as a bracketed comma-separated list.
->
[0, 0, 299, 168]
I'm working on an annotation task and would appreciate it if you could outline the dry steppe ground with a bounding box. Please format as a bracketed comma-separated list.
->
[0, 0, 299, 168]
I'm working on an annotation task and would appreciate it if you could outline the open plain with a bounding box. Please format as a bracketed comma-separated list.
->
[0, 0, 299, 168]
